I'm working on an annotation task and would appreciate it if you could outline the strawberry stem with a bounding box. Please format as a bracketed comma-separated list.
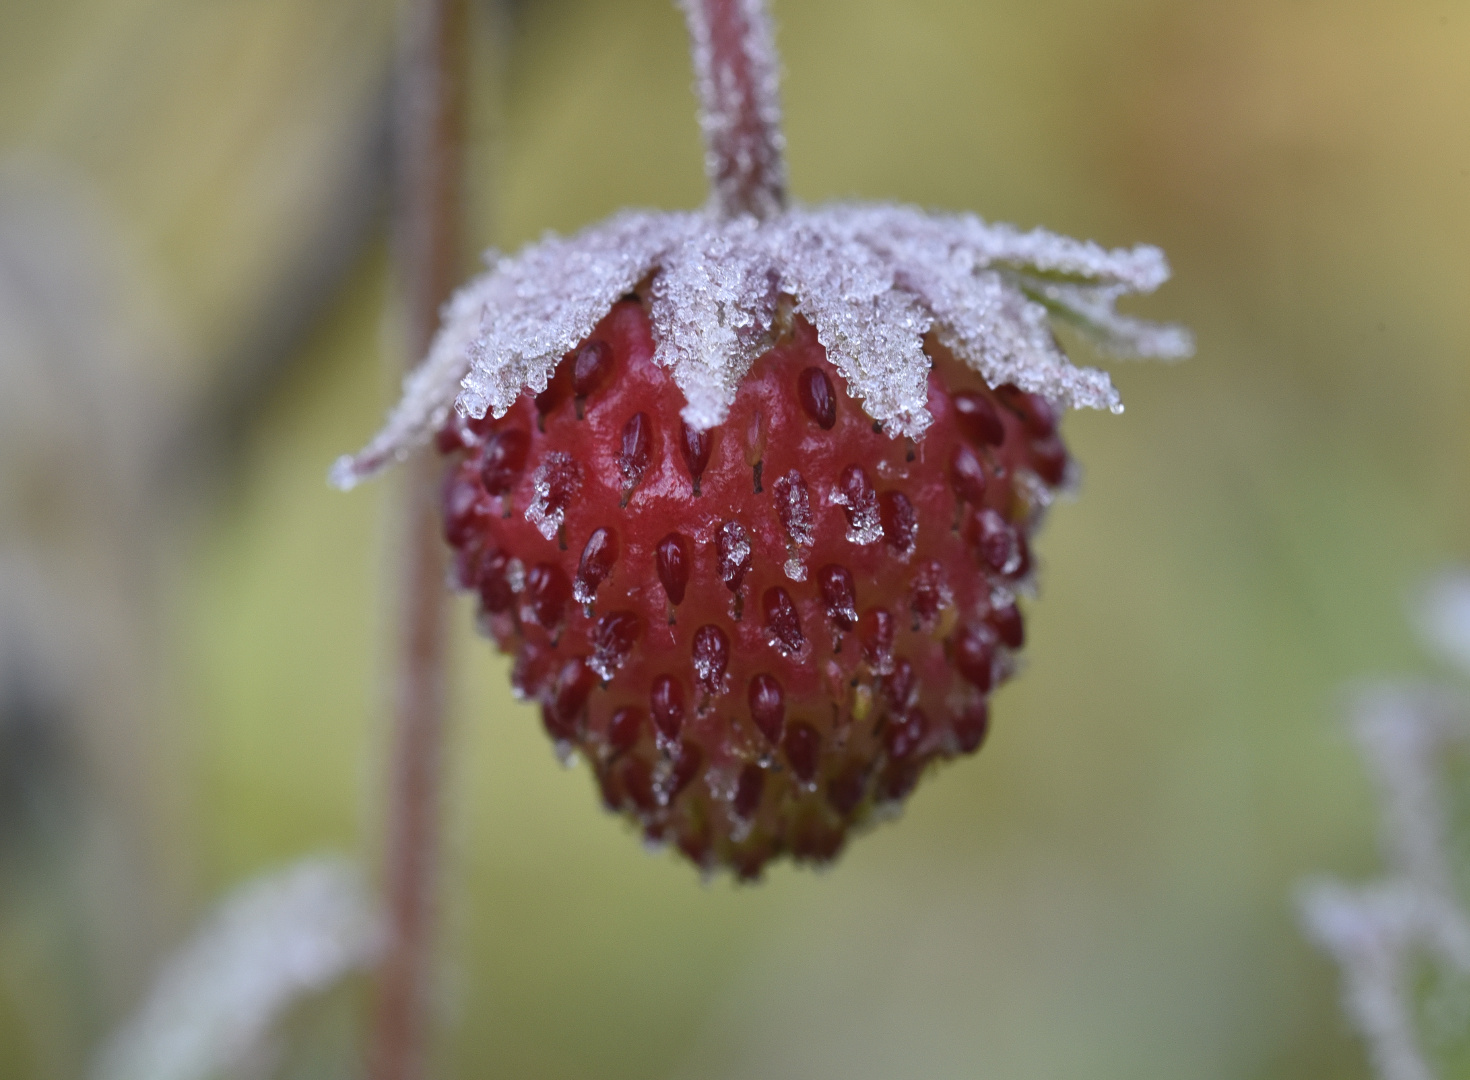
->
[681, 0, 788, 219]
[369, 0, 467, 1077]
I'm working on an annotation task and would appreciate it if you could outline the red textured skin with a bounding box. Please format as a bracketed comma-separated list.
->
[439, 299, 1066, 877]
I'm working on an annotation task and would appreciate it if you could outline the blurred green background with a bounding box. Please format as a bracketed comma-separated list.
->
[2, 0, 1468, 1077]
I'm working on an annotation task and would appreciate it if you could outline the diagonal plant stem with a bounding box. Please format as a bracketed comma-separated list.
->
[369, 0, 467, 1078]
[681, 0, 787, 219]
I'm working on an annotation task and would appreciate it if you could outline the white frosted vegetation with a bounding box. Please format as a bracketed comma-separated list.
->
[1298, 573, 1470, 1080]
[333, 205, 1190, 488]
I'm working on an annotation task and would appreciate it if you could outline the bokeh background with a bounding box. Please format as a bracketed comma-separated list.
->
[3, 0, 1469, 1077]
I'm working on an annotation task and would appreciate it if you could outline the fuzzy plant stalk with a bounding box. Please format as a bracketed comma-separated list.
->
[368, 0, 467, 1078]
[336, 0, 1188, 879]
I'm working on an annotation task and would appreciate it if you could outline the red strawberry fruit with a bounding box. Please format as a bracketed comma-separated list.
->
[436, 297, 1067, 878]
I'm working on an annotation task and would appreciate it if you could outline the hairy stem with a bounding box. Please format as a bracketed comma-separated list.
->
[681, 0, 787, 219]
[369, 0, 467, 1077]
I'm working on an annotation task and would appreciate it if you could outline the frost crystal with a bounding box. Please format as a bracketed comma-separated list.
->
[333, 204, 1190, 488]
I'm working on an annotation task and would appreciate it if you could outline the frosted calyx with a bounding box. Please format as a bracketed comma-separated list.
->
[333, 203, 1190, 487]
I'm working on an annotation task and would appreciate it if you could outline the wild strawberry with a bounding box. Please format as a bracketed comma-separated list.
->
[425, 298, 1083, 875]
[334, 0, 1189, 876]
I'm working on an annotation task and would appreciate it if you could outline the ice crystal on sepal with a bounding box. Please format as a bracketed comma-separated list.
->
[332, 203, 1189, 489]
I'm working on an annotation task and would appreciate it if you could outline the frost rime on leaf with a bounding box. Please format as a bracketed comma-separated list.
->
[334, 203, 1190, 486]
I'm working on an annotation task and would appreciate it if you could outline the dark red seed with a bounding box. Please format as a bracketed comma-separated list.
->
[480, 429, 530, 495]
[550, 657, 594, 727]
[542, 703, 576, 743]
[511, 642, 553, 701]
[1031, 436, 1068, 487]
[880, 491, 918, 556]
[818, 565, 859, 630]
[948, 443, 988, 504]
[621, 757, 657, 814]
[442, 465, 491, 547]
[826, 764, 867, 815]
[522, 563, 570, 629]
[798, 367, 837, 429]
[529, 453, 581, 538]
[679, 421, 713, 494]
[971, 508, 1020, 574]
[955, 624, 996, 692]
[991, 602, 1024, 648]
[666, 742, 703, 802]
[607, 707, 642, 757]
[572, 340, 613, 397]
[478, 549, 516, 613]
[655, 533, 691, 606]
[954, 701, 991, 754]
[910, 561, 948, 631]
[995, 383, 1057, 438]
[693, 624, 731, 694]
[573, 528, 618, 604]
[619, 412, 653, 488]
[733, 764, 766, 820]
[534, 364, 571, 419]
[951, 390, 1005, 446]
[747, 674, 786, 744]
[762, 587, 804, 655]
[859, 608, 896, 674]
[885, 708, 928, 761]
[435, 416, 477, 454]
[881, 659, 917, 712]
[784, 722, 821, 784]
[650, 676, 685, 742]
[717, 522, 753, 592]
[835, 465, 880, 540]
[772, 471, 813, 548]
[590, 611, 640, 680]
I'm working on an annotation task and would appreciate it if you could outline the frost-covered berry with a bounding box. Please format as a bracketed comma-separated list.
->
[332, 0, 1189, 877]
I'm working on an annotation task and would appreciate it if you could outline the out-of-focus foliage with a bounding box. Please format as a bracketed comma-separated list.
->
[1, 0, 1467, 1078]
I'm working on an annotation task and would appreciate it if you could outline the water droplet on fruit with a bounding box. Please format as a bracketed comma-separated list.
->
[526, 452, 581, 540]
[655, 533, 691, 606]
[879, 491, 918, 557]
[693, 624, 730, 695]
[948, 443, 988, 505]
[590, 611, 640, 680]
[573, 527, 618, 604]
[717, 522, 752, 592]
[679, 421, 712, 495]
[951, 390, 1004, 446]
[798, 367, 837, 429]
[783, 722, 821, 785]
[619, 412, 653, 492]
[572, 340, 613, 399]
[522, 563, 570, 630]
[831, 465, 882, 545]
[480, 429, 530, 495]
[762, 587, 804, 656]
[955, 624, 996, 691]
[651, 675, 685, 744]
[733, 764, 765, 820]
[819, 565, 859, 631]
[747, 674, 785, 744]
